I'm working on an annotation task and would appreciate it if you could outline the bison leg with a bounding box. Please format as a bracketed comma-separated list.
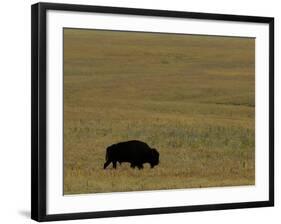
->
[104, 160, 111, 169]
[137, 164, 144, 170]
[112, 161, 117, 169]
[130, 163, 136, 169]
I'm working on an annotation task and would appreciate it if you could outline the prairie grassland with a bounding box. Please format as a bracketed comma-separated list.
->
[63, 29, 255, 195]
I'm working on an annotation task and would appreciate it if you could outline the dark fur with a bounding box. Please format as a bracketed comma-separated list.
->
[103, 140, 159, 169]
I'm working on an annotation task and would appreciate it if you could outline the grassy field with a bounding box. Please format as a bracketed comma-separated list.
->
[63, 28, 255, 195]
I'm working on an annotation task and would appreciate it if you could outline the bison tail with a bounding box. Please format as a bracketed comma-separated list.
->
[105, 148, 109, 161]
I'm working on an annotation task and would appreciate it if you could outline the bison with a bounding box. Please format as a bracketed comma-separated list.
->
[103, 140, 159, 169]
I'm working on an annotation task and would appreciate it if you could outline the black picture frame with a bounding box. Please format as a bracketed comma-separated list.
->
[31, 2, 274, 222]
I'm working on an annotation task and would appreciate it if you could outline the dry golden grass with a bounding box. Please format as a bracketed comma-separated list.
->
[63, 29, 255, 195]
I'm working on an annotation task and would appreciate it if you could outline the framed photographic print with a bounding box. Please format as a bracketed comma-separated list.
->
[31, 2, 274, 222]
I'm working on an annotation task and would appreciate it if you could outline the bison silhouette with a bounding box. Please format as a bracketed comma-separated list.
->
[103, 140, 159, 169]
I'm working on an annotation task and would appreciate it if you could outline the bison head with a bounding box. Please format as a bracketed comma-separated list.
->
[150, 148, 159, 168]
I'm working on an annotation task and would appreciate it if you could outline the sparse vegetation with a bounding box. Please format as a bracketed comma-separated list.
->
[63, 29, 255, 195]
